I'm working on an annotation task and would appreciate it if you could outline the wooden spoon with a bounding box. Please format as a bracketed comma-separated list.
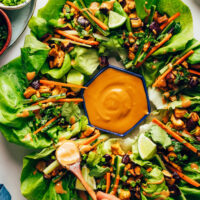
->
[56, 140, 97, 200]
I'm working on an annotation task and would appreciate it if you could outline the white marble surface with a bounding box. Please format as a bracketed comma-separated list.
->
[0, 0, 200, 199]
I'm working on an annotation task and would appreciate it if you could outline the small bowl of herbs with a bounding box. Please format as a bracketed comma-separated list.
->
[0, 9, 11, 55]
[0, 0, 31, 10]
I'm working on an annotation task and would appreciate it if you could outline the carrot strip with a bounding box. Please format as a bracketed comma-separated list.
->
[174, 50, 194, 66]
[91, 139, 106, 149]
[80, 130, 101, 146]
[188, 69, 200, 76]
[33, 116, 59, 135]
[55, 30, 99, 46]
[66, 1, 79, 11]
[152, 118, 198, 154]
[56, 98, 83, 103]
[110, 175, 120, 195]
[106, 172, 111, 193]
[136, 33, 172, 68]
[66, 1, 108, 31]
[160, 12, 180, 30]
[153, 64, 173, 87]
[153, 50, 194, 87]
[85, 11, 108, 31]
[32, 98, 83, 106]
[167, 165, 200, 187]
[39, 80, 87, 89]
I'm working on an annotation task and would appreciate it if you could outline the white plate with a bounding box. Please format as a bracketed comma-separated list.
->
[0, 0, 31, 10]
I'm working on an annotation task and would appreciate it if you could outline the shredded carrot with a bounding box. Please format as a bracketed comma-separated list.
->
[167, 165, 200, 187]
[91, 139, 106, 149]
[174, 50, 194, 66]
[32, 98, 83, 106]
[188, 69, 200, 76]
[40, 79, 87, 89]
[55, 30, 99, 46]
[80, 130, 101, 146]
[110, 175, 120, 195]
[153, 50, 194, 87]
[152, 118, 198, 154]
[85, 11, 108, 31]
[33, 116, 59, 135]
[160, 12, 180, 30]
[66, 1, 79, 11]
[153, 64, 173, 87]
[66, 1, 108, 31]
[136, 33, 172, 68]
[106, 172, 111, 193]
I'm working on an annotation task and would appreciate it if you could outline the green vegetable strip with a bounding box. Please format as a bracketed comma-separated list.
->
[113, 2, 132, 32]
[75, 0, 110, 36]
[43, 160, 60, 175]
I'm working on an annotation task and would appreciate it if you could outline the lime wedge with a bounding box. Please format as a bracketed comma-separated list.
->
[108, 11, 126, 29]
[75, 165, 96, 191]
[138, 134, 157, 160]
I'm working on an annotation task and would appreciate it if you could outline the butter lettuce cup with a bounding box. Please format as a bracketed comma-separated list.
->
[82, 65, 151, 137]
[0, 0, 31, 10]
[0, 9, 11, 55]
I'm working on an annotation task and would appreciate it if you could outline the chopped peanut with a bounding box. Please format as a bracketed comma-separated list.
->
[189, 112, 199, 122]
[24, 87, 36, 98]
[130, 18, 143, 28]
[39, 85, 51, 93]
[174, 108, 188, 119]
[119, 189, 131, 200]
[26, 72, 36, 81]
[52, 86, 61, 96]
[194, 126, 200, 136]
[157, 15, 168, 24]
[111, 143, 125, 156]
[171, 114, 185, 130]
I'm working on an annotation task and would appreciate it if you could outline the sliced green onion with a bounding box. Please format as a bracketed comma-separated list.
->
[43, 160, 60, 175]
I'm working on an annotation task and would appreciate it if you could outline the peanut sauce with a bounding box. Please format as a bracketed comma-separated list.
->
[84, 68, 148, 134]
[55, 181, 67, 194]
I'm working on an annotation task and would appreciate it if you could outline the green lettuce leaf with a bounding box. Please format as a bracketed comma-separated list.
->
[29, 0, 66, 38]
[99, 36, 128, 61]
[149, 125, 172, 149]
[41, 54, 71, 79]
[21, 35, 50, 73]
[21, 147, 81, 200]
[154, 0, 193, 55]
[89, 165, 110, 178]
[135, 0, 157, 20]
[0, 57, 52, 149]
[71, 47, 99, 75]
[61, 102, 81, 122]
[142, 167, 169, 199]
[188, 46, 200, 64]
[139, 58, 166, 87]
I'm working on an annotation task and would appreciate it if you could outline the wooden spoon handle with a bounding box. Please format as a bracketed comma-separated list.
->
[70, 163, 97, 200]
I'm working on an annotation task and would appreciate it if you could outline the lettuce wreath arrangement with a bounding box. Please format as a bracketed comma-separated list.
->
[0, 0, 200, 199]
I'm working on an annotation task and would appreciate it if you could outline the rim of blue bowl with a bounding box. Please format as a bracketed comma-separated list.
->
[81, 65, 151, 137]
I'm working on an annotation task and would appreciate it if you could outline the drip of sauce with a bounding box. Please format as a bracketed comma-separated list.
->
[191, 163, 199, 170]
[22, 133, 33, 142]
[84, 68, 148, 134]
[56, 141, 80, 166]
[55, 181, 67, 194]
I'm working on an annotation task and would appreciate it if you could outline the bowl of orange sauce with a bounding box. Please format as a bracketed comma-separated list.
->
[82, 65, 151, 137]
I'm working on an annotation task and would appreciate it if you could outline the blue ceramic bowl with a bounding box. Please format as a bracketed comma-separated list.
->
[81, 65, 151, 137]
